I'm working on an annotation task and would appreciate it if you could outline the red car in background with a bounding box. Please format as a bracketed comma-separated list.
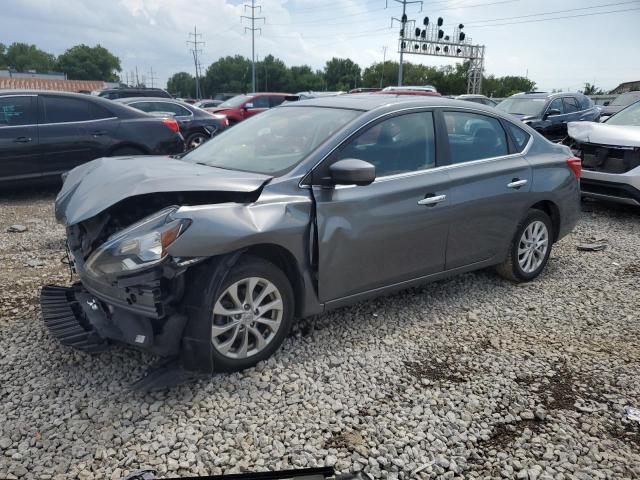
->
[205, 92, 290, 125]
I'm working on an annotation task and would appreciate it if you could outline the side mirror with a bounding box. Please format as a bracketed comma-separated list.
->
[244, 102, 254, 110]
[603, 101, 610, 106]
[329, 159, 376, 186]
[545, 108, 561, 119]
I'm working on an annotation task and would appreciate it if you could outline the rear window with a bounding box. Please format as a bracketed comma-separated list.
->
[563, 97, 579, 113]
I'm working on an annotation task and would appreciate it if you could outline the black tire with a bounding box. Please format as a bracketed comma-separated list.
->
[496, 209, 554, 282]
[185, 131, 209, 150]
[109, 146, 146, 156]
[205, 255, 295, 373]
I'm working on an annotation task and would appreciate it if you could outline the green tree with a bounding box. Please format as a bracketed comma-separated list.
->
[204, 55, 252, 95]
[167, 72, 196, 97]
[287, 65, 325, 92]
[0, 43, 6, 68]
[362, 61, 398, 88]
[256, 55, 289, 92]
[324, 57, 361, 91]
[483, 75, 535, 97]
[4, 42, 56, 72]
[56, 44, 120, 81]
[582, 82, 603, 95]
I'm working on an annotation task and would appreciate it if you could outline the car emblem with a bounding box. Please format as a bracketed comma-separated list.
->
[86, 299, 99, 311]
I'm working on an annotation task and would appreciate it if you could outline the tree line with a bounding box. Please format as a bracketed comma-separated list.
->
[0, 42, 120, 82]
[168, 54, 538, 99]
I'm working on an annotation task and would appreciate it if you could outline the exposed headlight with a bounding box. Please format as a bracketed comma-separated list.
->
[85, 207, 191, 277]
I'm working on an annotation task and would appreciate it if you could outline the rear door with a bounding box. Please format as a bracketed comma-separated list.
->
[542, 97, 568, 141]
[314, 110, 450, 302]
[0, 94, 39, 182]
[38, 95, 118, 176]
[442, 109, 533, 269]
[561, 96, 581, 135]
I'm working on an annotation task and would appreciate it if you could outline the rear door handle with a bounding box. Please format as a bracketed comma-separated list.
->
[14, 136, 32, 143]
[418, 194, 446, 206]
[507, 179, 528, 189]
[91, 130, 106, 137]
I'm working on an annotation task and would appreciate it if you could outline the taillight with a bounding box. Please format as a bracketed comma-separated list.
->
[566, 157, 581, 179]
[162, 118, 180, 133]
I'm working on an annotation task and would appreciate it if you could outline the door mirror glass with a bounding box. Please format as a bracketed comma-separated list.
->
[330, 159, 376, 186]
[244, 102, 254, 109]
[546, 108, 562, 117]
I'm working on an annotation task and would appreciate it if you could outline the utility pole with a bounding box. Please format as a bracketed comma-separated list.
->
[135, 66, 140, 87]
[388, 0, 423, 86]
[187, 26, 204, 99]
[241, 0, 265, 93]
[380, 46, 388, 88]
[147, 66, 158, 89]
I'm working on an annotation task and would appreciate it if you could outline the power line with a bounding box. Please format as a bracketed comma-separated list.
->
[472, 6, 640, 27]
[242, 0, 265, 93]
[465, 0, 640, 24]
[147, 66, 158, 89]
[187, 26, 204, 99]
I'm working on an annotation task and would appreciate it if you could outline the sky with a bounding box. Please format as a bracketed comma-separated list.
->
[1, 0, 639, 92]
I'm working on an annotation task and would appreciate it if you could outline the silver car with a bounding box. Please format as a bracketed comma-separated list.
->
[43, 95, 581, 383]
[567, 99, 640, 206]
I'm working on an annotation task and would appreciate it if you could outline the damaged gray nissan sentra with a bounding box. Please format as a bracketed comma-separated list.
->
[42, 95, 581, 383]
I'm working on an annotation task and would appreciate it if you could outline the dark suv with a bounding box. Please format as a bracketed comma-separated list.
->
[95, 87, 172, 100]
[497, 92, 600, 141]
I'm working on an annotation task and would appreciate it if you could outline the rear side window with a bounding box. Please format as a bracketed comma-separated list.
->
[505, 122, 531, 153]
[443, 111, 508, 163]
[269, 96, 286, 108]
[41, 96, 106, 123]
[578, 96, 592, 110]
[0, 96, 36, 126]
[563, 97, 579, 113]
[154, 102, 191, 116]
[335, 111, 436, 177]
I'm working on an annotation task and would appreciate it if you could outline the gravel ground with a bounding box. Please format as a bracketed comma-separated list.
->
[0, 189, 639, 480]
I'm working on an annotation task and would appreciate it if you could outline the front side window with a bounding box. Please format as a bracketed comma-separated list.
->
[182, 106, 360, 175]
[269, 96, 286, 108]
[251, 96, 270, 109]
[563, 97, 579, 113]
[547, 98, 565, 114]
[444, 111, 508, 163]
[334, 112, 436, 177]
[0, 96, 35, 126]
[219, 95, 251, 108]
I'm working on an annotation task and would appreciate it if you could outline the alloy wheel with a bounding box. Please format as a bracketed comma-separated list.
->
[189, 134, 206, 149]
[518, 220, 549, 273]
[211, 277, 283, 359]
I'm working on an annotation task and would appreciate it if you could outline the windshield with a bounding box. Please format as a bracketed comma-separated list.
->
[611, 92, 640, 107]
[606, 100, 640, 126]
[496, 97, 547, 116]
[219, 94, 251, 108]
[182, 106, 361, 174]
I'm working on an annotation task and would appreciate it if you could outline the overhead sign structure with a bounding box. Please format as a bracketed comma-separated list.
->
[397, 17, 486, 94]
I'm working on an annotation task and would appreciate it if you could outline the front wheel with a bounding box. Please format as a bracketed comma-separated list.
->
[207, 256, 294, 372]
[496, 209, 553, 282]
[185, 132, 208, 150]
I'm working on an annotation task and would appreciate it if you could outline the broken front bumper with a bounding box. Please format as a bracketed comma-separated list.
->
[581, 169, 640, 206]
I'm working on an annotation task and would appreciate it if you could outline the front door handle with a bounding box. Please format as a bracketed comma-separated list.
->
[418, 194, 446, 206]
[91, 130, 106, 137]
[507, 179, 528, 189]
[14, 136, 32, 143]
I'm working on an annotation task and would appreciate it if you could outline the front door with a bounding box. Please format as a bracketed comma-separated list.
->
[0, 94, 39, 182]
[542, 97, 570, 141]
[314, 110, 450, 302]
[441, 110, 533, 269]
[244, 95, 270, 119]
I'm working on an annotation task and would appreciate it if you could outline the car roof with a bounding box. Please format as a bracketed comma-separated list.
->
[280, 93, 500, 113]
[115, 97, 183, 103]
[456, 94, 486, 98]
[510, 91, 582, 99]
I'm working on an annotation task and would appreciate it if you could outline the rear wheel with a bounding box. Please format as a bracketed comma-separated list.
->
[496, 209, 553, 282]
[186, 132, 208, 150]
[207, 256, 294, 372]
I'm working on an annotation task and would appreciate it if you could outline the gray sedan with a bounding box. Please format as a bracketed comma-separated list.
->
[43, 95, 581, 381]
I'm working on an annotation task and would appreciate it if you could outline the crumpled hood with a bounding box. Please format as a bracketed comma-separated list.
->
[55, 156, 272, 226]
[567, 121, 640, 148]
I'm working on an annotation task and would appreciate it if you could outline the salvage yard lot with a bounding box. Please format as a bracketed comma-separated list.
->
[0, 190, 639, 480]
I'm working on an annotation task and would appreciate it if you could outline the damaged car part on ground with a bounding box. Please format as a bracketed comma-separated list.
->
[42, 95, 581, 387]
[565, 99, 640, 206]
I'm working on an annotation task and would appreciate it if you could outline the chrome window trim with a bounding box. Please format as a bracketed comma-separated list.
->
[301, 104, 533, 189]
[0, 94, 38, 98]
[38, 116, 118, 126]
[129, 100, 193, 118]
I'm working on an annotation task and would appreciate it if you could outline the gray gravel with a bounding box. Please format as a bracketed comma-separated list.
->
[0, 191, 639, 480]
